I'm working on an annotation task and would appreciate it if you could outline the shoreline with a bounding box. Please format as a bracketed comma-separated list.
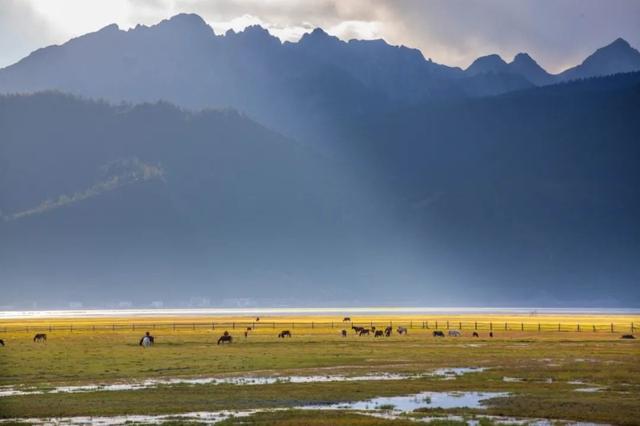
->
[1, 306, 639, 320]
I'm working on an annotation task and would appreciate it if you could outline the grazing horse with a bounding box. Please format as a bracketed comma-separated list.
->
[472, 332, 479, 338]
[397, 326, 408, 335]
[218, 331, 232, 344]
[358, 328, 370, 336]
[433, 330, 445, 337]
[621, 334, 636, 339]
[448, 330, 461, 337]
[0, 339, 4, 346]
[374, 330, 384, 337]
[352, 326, 364, 334]
[343, 317, 351, 321]
[278, 330, 292, 338]
[33, 333, 47, 343]
[384, 326, 392, 337]
[341, 329, 347, 337]
[139, 332, 155, 347]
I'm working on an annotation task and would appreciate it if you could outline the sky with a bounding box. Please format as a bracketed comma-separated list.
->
[1, 0, 640, 72]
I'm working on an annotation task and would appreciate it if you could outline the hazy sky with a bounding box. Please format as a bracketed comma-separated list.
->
[1, 0, 640, 72]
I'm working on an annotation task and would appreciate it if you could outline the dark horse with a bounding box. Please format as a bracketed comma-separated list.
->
[0, 339, 4, 346]
[341, 329, 347, 337]
[374, 330, 384, 337]
[352, 326, 364, 334]
[33, 333, 47, 342]
[358, 328, 370, 336]
[218, 331, 232, 344]
[343, 317, 351, 321]
[278, 330, 292, 338]
[621, 334, 636, 339]
[384, 326, 393, 337]
[472, 332, 480, 338]
[433, 330, 445, 337]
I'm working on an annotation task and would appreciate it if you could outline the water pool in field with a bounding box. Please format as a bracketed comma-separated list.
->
[0, 367, 487, 397]
[303, 390, 508, 411]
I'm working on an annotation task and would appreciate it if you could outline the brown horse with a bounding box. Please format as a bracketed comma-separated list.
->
[397, 327, 408, 335]
[343, 317, 351, 321]
[433, 330, 445, 337]
[33, 333, 47, 342]
[384, 326, 393, 337]
[218, 331, 232, 344]
[278, 330, 292, 338]
[0, 339, 4, 346]
[341, 329, 347, 337]
[472, 332, 480, 337]
[374, 330, 384, 337]
[358, 328, 370, 336]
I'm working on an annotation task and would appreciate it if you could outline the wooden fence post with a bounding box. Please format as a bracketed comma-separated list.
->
[538, 323, 541, 332]
[489, 322, 492, 331]
[446, 321, 449, 329]
[475, 321, 477, 330]
[610, 323, 614, 333]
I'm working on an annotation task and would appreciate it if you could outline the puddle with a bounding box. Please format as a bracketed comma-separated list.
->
[0, 368, 487, 397]
[503, 376, 525, 382]
[430, 367, 486, 380]
[574, 387, 603, 393]
[302, 391, 508, 411]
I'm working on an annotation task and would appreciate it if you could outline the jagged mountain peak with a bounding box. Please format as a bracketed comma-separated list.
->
[466, 54, 508, 75]
[560, 37, 640, 80]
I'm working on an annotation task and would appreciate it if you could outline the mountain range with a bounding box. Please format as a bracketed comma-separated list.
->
[0, 14, 639, 138]
[1, 14, 640, 308]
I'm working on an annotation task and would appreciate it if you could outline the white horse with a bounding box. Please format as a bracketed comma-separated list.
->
[139, 333, 154, 348]
[448, 330, 462, 337]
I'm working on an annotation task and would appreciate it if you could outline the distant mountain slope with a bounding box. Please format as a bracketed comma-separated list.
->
[2, 74, 640, 308]
[0, 92, 397, 307]
[336, 72, 640, 306]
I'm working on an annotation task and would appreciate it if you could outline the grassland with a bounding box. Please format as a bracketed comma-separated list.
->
[0, 314, 638, 425]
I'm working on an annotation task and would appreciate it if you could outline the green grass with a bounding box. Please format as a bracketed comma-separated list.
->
[0, 323, 639, 424]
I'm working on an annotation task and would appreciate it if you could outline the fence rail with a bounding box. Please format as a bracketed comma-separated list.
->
[0, 320, 635, 334]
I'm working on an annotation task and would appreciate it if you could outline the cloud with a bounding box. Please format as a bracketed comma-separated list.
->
[0, 0, 60, 68]
[2, 0, 640, 72]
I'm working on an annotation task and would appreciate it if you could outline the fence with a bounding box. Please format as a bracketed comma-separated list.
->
[0, 320, 635, 334]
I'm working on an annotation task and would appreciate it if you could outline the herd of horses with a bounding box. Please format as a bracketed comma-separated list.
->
[0, 325, 635, 348]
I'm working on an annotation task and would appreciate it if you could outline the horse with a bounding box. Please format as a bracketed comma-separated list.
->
[278, 330, 292, 338]
[139, 332, 155, 347]
[433, 330, 445, 337]
[472, 332, 479, 338]
[448, 330, 461, 337]
[489, 332, 494, 338]
[341, 329, 347, 337]
[218, 331, 232, 344]
[33, 333, 47, 343]
[384, 326, 393, 337]
[621, 334, 636, 339]
[358, 328, 370, 336]
[0, 339, 4, 346]
[374, 330, 384, 337]
[343, 317, 351, 321]
[352, 326, 364, 334]
[397, 326, 408, 335]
